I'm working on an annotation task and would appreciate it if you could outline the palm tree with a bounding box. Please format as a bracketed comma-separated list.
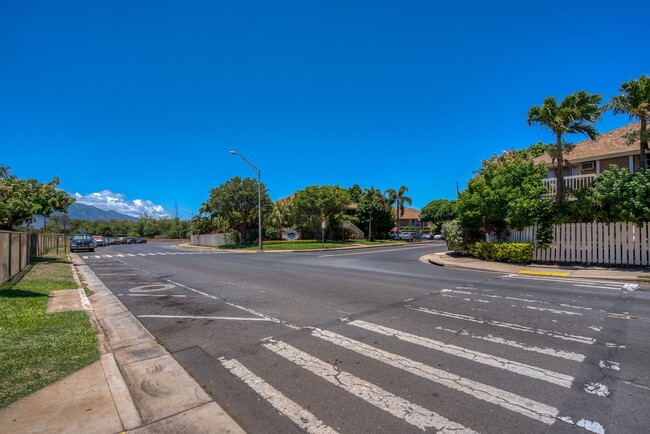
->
[527, 90, 602, 203]
[606, 75, 650, 170]
[384, 186, 412, 236]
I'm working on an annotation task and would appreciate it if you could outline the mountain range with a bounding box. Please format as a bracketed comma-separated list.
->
[67, 203, 139, 221]
[30, 203, 139, 228]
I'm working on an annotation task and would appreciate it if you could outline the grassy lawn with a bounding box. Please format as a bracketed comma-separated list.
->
[220, 239, 402, 251]
[0, 251, 99, 408]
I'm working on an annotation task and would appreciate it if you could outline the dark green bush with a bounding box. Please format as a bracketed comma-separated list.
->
[468, 242, 534, 263]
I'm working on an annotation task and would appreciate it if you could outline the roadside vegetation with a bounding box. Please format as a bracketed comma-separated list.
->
[445, 75, 650, 263]
[220, 239, 401, 251]
[0, 251, 98, 408]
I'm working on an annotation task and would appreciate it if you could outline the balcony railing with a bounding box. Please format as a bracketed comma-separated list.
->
[542, 174, 597, 199]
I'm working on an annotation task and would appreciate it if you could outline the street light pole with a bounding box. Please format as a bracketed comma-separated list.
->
[230, 151, 263, 252]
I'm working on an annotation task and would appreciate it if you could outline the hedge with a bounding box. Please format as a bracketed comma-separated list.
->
[468, 242, 534, 264]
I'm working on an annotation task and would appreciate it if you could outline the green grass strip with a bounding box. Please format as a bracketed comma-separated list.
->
[0, 251, 99, 408]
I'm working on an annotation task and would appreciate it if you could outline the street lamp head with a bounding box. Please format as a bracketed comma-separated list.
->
[229, 150, 237, 155]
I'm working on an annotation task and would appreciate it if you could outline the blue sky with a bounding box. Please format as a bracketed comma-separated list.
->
[2, 0, 649, 218]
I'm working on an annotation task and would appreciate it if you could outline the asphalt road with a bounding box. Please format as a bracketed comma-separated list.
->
[78, 242, 650, 434]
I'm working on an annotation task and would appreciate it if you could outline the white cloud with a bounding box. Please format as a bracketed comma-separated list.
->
[73, 190, 170, 219]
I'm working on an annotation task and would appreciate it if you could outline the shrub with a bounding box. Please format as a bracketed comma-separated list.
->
[442, 220, 485, 255]
[468, 242, 534, 263]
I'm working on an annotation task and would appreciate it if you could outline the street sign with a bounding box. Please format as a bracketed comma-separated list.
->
[321, 221, 326, 229]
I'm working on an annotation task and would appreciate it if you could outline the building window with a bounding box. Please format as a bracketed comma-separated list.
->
[581, 162, 594, 171]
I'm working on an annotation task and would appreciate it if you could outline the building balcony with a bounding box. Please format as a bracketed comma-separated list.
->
[542, 173, 597, 199]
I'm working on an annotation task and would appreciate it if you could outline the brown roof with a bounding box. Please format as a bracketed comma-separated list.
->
[393, 206, 421, 220]
[534, 122, 640, 165]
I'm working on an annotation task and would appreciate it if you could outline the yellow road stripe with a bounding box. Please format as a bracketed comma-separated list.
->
[518, 270, 570, 277]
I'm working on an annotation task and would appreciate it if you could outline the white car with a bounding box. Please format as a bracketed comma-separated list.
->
[433, 233, 445, 240]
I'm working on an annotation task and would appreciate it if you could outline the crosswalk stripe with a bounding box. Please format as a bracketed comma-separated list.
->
[127, 254, 135, 256]
[220, 358, 339, 434]
[263, 339, 477, 433]
[502, 274, 621, 288]
[310, 329, 559, 425]
[116, 254, 124, 257]
[408, 306, 595, 345]
[349, 320, 573, 387]
[147, 253, 157, 256]
[442, 289, 598, 313]
[431, 324, 585, 362]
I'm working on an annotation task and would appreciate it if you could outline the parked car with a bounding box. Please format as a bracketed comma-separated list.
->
[126, 237, 137, 244]
[103, 237, 110, 246]
[113, 236, 127, 245]
[399, 232, 416, 240]
[389, 233, 400, 240]
[92, 235, 105, 247]
[70, 234, 96, 252]
[421, 233, 432, 240]
[433, 233, 445, 240]
[136, 237, 147, 244]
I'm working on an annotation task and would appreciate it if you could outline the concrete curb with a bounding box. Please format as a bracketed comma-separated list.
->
[426, 251, 650, 284]
[70, 254, 246, 433]
[175, 240, 442, 254]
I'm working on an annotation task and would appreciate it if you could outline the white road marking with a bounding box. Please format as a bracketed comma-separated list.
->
[263, 339, 477, 433]
[129, 284, 176, 293]
[349, 320, 574, 387]
[165, 279, 300, 329]
[103, 254, 113, 258]
[98, 273, 137, 276]
[408, 306, 595, 345]
[147, 253, 157, 256]
[116, 254, 125, 257]
[82, 256, 89, 259]
[138, 314, 273, 321]
[574, 283, 625, 290]
[430, 325, 585, 362]
[137, 253, 147, 256]
[220, 358, 339, 434]
[309, 329, 558, 425]
[441, 289, 599, 312]
[522, 305, 582, 316]
[126, 254, 135, 256]
[583, 383, 610, 397]
[124, 294, 187, 298]
[502, 274, 622, 288]
[598, 360, 620, 371]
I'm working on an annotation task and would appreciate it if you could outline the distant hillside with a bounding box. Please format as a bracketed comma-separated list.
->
[68, 203, 139, 221]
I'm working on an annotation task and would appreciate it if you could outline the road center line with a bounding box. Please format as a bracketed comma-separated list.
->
[349, 320, 574, 387]
[139, 314, 273, 321]
[263, 339, 477, 433]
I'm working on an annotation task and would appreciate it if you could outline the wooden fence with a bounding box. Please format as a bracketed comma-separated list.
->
[503, 222, 650, 266]
[0, 231, 69, 284]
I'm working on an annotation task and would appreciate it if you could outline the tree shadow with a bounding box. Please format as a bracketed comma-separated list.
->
[0, 289, 47, 298]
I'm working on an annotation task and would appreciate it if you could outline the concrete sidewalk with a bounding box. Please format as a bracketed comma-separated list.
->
[427, 251, 650, 283]
[0, 255, 245, 434]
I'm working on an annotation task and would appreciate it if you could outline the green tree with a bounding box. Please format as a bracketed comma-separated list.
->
[420, 199, 457, 232]
[527, 91, 602, 202]
[457, 149, 554, 240]
[347, 184, 363, 203]
[266, 202, 291, 239]
[290, 185, 351, 239]
[575, 166, 650, 224]
[0, 164, 75, 230]
[384, 186, 412, 234]
[606, 75, 650, 170]
[200, 176, 271, 242]
[357, 187, 394, 239]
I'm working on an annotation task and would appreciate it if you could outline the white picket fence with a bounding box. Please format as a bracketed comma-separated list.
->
[504, 222, 650, 266]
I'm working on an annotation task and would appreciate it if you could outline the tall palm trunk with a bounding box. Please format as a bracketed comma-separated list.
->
[554, 136, 566, 203]
[641, 119, 648, 170]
